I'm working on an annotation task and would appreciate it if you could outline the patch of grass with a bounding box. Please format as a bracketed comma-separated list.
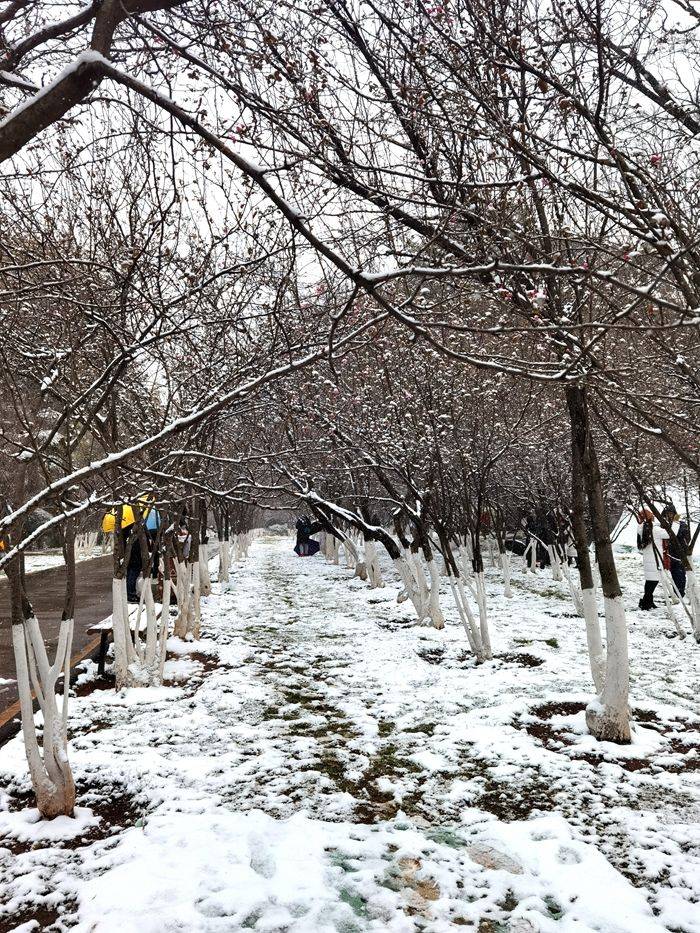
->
[328, 850, 359, 873]
[404, 722, 436, 736]
[478, 920, 509, 933]
[425, 826, 467, 848]
[339, 888, 369, 919]
[544, 894, 565, 919]
[514, 636, 559, 649]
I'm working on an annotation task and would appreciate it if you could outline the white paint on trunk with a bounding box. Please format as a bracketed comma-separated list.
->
[173, 560, 189, 638]
[561, 559, 584, 617]
[218, 538, 230, 585]
[581, 587, 605, 694]
[143, 580, 158, 665]
[446, 573, 483, 659]
[474, 571, 492, 658]
[392, 555, 424, 620]
[426, 559, 445, 630]
[524, 540, 537, 573]
[12, 615, 76, 818]
[547, 545, 563, 581]
[684, 567, 700, 642]
[657, 568, 686, 638]
[111, 577, 129, 688]
[459, 541, 473, 580]
[198, 544, 212, 596]
[75, 531, 98, 560]
[189, 559, 202, 639]
[586, 595, 630, 743]
[158, 579, 172, 681]
[499, 551, 512, 598]
[364, 540, 383, 588]
[112, 575, 168, 688]
[486, 535, 498, 569]
[407, 549, 429, 613]
[342, 536, 356, 570]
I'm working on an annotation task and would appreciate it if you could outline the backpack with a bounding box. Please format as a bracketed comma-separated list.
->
[637, 521, 653, 550]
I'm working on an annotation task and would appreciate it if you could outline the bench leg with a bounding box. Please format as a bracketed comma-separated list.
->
[98, 632, 109, 676]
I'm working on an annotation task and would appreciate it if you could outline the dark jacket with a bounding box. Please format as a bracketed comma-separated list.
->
[295, 518, 323, 545]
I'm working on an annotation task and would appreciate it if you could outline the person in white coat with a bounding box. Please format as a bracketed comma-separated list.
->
[637, 510, 669, 610]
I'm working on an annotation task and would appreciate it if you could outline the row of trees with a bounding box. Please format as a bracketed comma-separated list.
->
[0, 0, 698, 818]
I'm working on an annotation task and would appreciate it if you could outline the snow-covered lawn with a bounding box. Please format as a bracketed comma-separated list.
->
[0, 537, 698, 932]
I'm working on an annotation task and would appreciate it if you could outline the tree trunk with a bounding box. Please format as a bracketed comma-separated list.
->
[567, 386, 630, 742]
[364, 539, 383, 588]
[198, 544, 211, 596]
[570, 444, 605, 692]
[7, 526, 76, 819]
[500, 550, 513, 598]
[426, 557, 445, 629]
[686, 568, 700, 642]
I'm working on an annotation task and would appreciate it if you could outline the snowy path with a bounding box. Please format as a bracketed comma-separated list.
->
[0, 537, 699, 932]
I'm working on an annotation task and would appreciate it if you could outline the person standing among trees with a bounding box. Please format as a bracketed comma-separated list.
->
[294, 515, 322, 557]
[124, 526, 142, 604]
[662, 504, 690, 599]
[637, 509, 669, 611]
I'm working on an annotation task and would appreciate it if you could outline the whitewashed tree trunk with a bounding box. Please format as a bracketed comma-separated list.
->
[12, 614, 75, 818]
[189, 558, 202, 639]
[158, 579, 172, 682]
[406, 549, 429, 612]
[75, 531, 98, 560]
[330, 534, 340, 564]
[173, 560, 190, 639]
[393, 553, 425, 620]
[686, 568, 700, 642]
[143, 581, 159, 664]
[111, 577, 131, 688]
[585, 596, 630, 742]
[581, 588, 606, 694]
[547, 545, 563, 582]
[447, 573, 483, 660]
[524, 540, 537, 573]
[657, 568, 686, 638]
[486, 535, 498, 569]
[499, 550, 512, 598]
[561, 559, 584, 616]
[406, 549, 424, 603]
[233, 532, 252, 561]
[459, 538, 473, 581]
[343, 537, 356, 570]
[474, 571, 492, 658]
[343, 535, 367, 579]
[112, 575, 167, 687]
[198, 544, 211, 596]
[426, 558, 445, 630]
[365, 540, 383, 588]
[218, 538, 230, 585]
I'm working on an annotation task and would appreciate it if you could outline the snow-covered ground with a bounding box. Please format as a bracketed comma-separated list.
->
[23, 548, 105, 575]
[0, 536, 698, 932]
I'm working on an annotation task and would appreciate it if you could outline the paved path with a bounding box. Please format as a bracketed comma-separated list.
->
[0, 555, 114, 717]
